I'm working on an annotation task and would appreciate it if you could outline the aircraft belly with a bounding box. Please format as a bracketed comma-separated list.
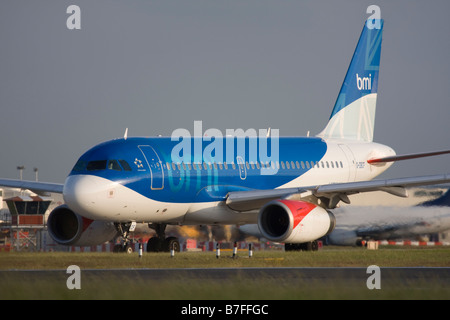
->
[184, 201, 258, 225]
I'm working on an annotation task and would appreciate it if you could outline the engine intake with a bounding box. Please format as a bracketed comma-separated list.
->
[258, 200, 335, 243]
[47, 205, 118, 246]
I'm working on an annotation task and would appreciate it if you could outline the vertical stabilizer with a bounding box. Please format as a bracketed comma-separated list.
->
[318, 19, 383, 142]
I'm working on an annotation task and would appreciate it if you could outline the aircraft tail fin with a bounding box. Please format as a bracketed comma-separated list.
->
[318, 19, 384, 142]
[421, 189, 450, 207]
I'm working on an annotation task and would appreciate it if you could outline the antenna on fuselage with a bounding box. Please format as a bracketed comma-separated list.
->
[124, 128, 128, 140]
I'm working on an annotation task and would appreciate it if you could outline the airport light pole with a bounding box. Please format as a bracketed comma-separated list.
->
[17, 166, 25, 180]
[34, 167, 38, 182]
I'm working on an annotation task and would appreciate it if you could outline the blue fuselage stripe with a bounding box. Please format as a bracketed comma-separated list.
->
[69, 137, 327, 203]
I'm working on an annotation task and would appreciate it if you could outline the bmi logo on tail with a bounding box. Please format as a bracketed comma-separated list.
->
[356, 73, 372, 91]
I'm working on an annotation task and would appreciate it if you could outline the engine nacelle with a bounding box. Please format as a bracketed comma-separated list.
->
[47, 205, 119, 246]
[258, 200, 336, 243]
[327, 229, 361, 246]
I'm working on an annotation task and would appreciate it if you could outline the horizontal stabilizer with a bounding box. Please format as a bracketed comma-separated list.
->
[368, 149, 450, 164]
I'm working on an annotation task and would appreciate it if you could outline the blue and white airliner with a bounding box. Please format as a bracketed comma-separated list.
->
[2, 19, 450, 252]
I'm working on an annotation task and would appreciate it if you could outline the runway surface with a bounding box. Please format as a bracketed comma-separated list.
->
[2, 267, 450, 283]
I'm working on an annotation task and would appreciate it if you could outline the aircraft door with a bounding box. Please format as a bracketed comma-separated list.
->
[236, 156, 247, 180]
[138, 145, 164, 190]
[338, 144, 356, 182]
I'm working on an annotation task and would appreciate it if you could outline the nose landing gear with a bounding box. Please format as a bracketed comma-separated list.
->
[113, 222, 136, 253]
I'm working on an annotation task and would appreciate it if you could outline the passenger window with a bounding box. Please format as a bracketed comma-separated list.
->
[108, 160, 122, 171]
[119, 160, 132, 171]
[286, 161, 290, 169]
[87, 160, 107, 171]
[281, 162, 285, 169]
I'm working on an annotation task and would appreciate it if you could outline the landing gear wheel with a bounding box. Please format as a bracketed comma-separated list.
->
[125, 243, 134, 254]
[146, 223, 180, 253]
[147, 237, 164, 252]
[164, 237, 180, 252]
[285, 240, 319, 252]
[113, 243, 134, 253]
[146, 236, 180, 252]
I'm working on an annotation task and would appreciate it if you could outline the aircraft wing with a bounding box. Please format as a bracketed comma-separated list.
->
[0, 178, 64, 195]
[226, 173, 450, 211]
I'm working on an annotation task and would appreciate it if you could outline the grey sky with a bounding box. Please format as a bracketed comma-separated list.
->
[0, 0, 449, 183]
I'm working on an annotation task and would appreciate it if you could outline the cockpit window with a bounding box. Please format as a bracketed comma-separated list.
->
[87, 160, 107, 171]
[72, 160, 86, 171]
[75, 159, 132, 172]
[108, 160, 122, 171]
[118, 159, 132, 171]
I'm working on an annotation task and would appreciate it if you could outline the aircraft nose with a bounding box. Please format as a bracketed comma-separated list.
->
[63, 175, 109, 220]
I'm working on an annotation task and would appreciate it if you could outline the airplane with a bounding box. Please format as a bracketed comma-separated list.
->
[239, 188, 450, 248]
[1, 18, 450, 253]
[328, 188, 450, 246]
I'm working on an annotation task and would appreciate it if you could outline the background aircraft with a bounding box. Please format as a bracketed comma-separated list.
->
[239, 188, 450, 248]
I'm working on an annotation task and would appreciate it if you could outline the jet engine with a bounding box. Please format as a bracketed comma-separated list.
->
[47, 205, 119, 246]
[258, 199, 336, 243]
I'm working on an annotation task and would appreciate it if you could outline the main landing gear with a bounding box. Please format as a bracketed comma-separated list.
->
[285, 240, 319, 251]
[147, 223, 180, 253]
